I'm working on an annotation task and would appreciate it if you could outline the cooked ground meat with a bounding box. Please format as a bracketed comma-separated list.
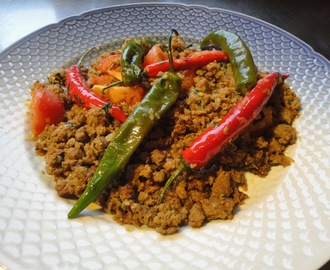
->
[32, 38, 301, 234]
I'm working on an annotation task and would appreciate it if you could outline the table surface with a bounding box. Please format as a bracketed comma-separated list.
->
[0, 0, 329, 269]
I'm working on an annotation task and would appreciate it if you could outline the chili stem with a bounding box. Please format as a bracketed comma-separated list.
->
[157, 162, 186, 205]
[168, 29, 179, 73]
[77, 46, 98, 66]
[101, 80, 123, 93]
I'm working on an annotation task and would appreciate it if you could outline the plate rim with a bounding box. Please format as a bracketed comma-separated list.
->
[0, 2, 329, 67]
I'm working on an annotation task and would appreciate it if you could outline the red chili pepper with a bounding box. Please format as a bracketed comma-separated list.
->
[182, 72, 282, 168]
[144, 50, 228, 77]
[158, 72, 284, 204]
[66, 48, 127, 123]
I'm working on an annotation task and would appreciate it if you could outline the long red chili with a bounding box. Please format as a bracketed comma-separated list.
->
[182, 72, 282, 169]
[144, 50, 228, 77]
[158, 72, 284, 203]
[66, 49, 127, 123]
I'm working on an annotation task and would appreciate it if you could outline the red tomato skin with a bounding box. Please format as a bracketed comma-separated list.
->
[96, 54, 120, 73]
[142, 44, 168, 67]
[30, 85, 65, 136]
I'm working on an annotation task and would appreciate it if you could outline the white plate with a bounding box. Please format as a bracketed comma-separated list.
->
[0, 3, 329, 270]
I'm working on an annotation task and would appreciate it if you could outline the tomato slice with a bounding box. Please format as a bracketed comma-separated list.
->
[96, 54, 120, 73]
[106, 86, 145, 106]
[30, 83, 65, 136]
[88, 74, 114, 86]
[92, 85, 145, 106]
[142, 44, 168, 67]
[180, 69, 196, 91]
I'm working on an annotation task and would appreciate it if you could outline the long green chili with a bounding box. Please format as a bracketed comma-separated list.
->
[68, 30, 181, 219]
[200, 29, 258, 95]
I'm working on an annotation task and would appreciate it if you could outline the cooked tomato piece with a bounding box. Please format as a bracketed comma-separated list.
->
[96, 54, 120, 73]
[30, 83, 65, 136]
[88, 74, 114, 86]
[142, 44, 168, 67]
[180, 69, 196, 91]
[107, 68, 122, 81]
[92, 85, 145, 106]
[107, 86, 145, 106]
[91, 85, 107, 100]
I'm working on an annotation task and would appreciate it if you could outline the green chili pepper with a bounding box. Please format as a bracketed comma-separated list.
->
[67, 30, 181, 219]
[200, 29, 258, 95]
[120, 38, 155, 86]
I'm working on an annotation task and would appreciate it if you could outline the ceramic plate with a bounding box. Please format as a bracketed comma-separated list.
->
[0, 3, 329, 270]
